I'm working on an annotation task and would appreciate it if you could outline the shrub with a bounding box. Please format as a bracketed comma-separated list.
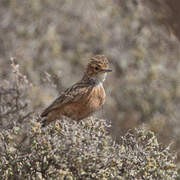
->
[0, 120, 179, 179]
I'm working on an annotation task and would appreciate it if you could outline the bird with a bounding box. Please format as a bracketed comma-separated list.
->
[40, 54, 112, 127]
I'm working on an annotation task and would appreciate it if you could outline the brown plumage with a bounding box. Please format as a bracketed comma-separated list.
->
[40, 55, 112, 127]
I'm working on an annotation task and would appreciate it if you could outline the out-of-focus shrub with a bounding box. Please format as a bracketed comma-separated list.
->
[0, 58, 33, 129]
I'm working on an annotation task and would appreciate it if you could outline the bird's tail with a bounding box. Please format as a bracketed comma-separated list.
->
[40, 118, 48, 127]
[39, 110, 60, 127]
[35, 114, 49, 127]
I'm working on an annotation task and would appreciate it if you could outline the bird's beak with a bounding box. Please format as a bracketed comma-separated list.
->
[103, 68, 112, 72]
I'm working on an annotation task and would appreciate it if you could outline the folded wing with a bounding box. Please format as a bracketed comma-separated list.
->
[41, 82, 92, 117]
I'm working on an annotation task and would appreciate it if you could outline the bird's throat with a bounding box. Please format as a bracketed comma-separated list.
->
[82, 73, 107, 85]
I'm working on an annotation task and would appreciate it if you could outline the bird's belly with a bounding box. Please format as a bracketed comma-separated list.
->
[62, 85, 106, 120]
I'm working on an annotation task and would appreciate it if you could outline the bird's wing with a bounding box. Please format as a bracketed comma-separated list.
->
[41, 82, 92, 117]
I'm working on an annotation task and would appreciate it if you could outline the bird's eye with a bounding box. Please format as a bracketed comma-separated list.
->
[95, 66, 99, 71]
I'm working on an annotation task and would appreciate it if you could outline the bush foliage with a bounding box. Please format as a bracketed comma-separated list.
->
[0, 120, 179, 179]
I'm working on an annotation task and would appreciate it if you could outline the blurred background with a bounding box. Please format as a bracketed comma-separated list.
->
[1, 0, 180, 164]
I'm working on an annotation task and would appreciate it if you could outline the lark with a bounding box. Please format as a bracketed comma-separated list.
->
[41, 55, 112, 126]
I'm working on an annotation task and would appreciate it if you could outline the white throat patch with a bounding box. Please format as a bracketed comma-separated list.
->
[91, 72, 107, 85]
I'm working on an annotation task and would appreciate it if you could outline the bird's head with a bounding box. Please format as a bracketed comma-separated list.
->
[84, 55, 112, 84]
